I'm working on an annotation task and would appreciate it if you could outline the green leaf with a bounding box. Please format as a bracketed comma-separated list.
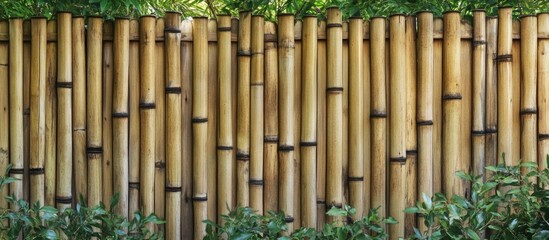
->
[422, 192, 432, 209]
[404, 207, 419, 214]
[466, 229, 480, 240]
[384, 217, 398, 224]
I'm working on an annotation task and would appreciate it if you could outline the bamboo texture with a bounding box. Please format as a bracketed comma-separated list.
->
[485, 16, 498, 176]
[103, 20, 114, 205]
[44, 20, 57, 207]
[206, 19, 217, 223]
[498, 7, 513, 166]
[128, 18, 140, 218]
[0, 20, 8, 209]
[520, 15, 537, 173]
[472, 10, 486, 177]
[237, 11, 251, 207]
[316, 20, 327, 229]
[155, 19, 166, 231]
[293, 20, 302, 230]
[23, 20, 30, 202]
[539, 13, 549, 171]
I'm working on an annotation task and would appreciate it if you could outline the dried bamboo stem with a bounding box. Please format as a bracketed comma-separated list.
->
[316, 20, 327, 229]
[0, 20, 9, 209]
[498, 7, 513, 166]
[520, 15, 537, 173]
[128, 19, 140, 217]
[237, 11, 251, 207]
[433, 18, 443, 194]
[539, 13, 549, 171]
[45, 20, 57, 206]
[293, 20, 302, 229]
[102, 20, 114, 205]
[206, 19, 218, 223]
[362, 20, 371, 214]
[472, 10, 486, 178]
[485, 17, 498, 177]
[154, 19, 166, 231]
[23, 20, 30, 202]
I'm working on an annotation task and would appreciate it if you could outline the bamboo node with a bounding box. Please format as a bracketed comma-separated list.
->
[249, 179, 264, 186]
[264, 34, 277, 42]
[520, 108, 537, 115]
[406, 150, 418, 155]
[155, 161, 166, 169]
[236, 152, 250, 161]
[284, 216, 295, 223]
[217, 27, 232, 32]
[9, 168, 24, 174]
[316, 199, 326, 204]
[165, 186, 182, 192]
[473, 40, 487, 47]
[87, 147, 103, 154]
[300, 141, 317, 147]
[55, 196, 73, 204]
[417, 120, 433, 126]
[55, 82, 73, 88]
[389, 157, 407, 163]
[442, 94, 462, 100]
[371, 111, 387, 118]
[217, 145, 233, 151]
[539, 134, 549, 140]
[165, 87, 182, 94]
[129, 182, 140, 189]
[348, 176, 364, 182]
[29, 168, 45, 175]
[112, 112, 130, 118]
[191, 117, 208, 123]
[278, 145, 294, 152]
[495, 54, 512, 62]
[139, 102, 156, 109]
[251, 51, 264, 55]
[251, 83, 265, 86]
[191, 196, 208, 202]
[471, 130, 485, 136]
[485, 128, 497, 134]
[237, 50, 251, 56]
[326, 87, 344, 93]
[164, 28, 181, 33]
[326, 23, 343, 28]
[264, 135, 278, 143]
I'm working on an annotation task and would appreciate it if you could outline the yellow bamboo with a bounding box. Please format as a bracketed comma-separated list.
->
[389, 14, 406, 239]
[0, 20, 9, 209]
[361, 20, 371, 214]
[154, 19, 166, 232]
[460, 30, 473, 201]
[264, 21, 279, 213]
[128, 19, 140, 217]
[348, 16, 363, 220]
[498, 7, 513, 166]
[539, 13, 549, 171]
[433, 18, 443, 194]
[512, 33, 521, 171]
[521, 15, 537, 172]
[181, 19, 194, 239]
[293, 20, 302, 229]
[45, 20, 57, 206]
[102, 20, 114, 205]
[164, 11, 182, 240]
[56, 12, 72, 210]
[316, 20, 327, 229]
[206, 19, 218, 223]
[300, 15, 318, 227]
[237, 11, 251, 207]
[87, 16, 103, 207]
[250, 14, 265, 214]
[192, 16, 209, 240]
[278, 13, 295, 232]
[29, 17, 46, 205]
[472, 10, 486, 177]
[485, 16, 498, 175]
[416, 11, 433, 233]
[112, 17, 130, 218]
[139, 15, 156, 230]
[23, 20, 30, 201]
[217, 14, 234, 219]
[72, 16, 87, 203]
[370, 17, 387, 219]
[231, 18, 239, 209]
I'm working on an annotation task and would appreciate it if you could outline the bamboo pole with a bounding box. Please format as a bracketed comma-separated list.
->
[45, 20, 57, 206]
[250, 15, 265, 214]
[23, 20, 30, 202]
[404, 15, 417, 235]
[87, 16, 103, 207]
[485, 16, 498, 176]
[293, 20, 302, 229]
[139, 15, 156, 230]
[539, 13, 549, 171]
[316, 20, 327, 229]
[217, 14, 234, 219]
[278, 13, 295, 232]
[128, 19, 140, 217]
[29, 17, 46, 205]
[264, 21, 279, 213]
[389, 14, 406, 239]
[181, 18, 194, 239]
[460, 30, 473, 201]
[442, 11, 462, 197]
[72, 16, 87, 203]
[112, 17, 130, 218]
[498, 7, 513, 166]
[154, 19, 166, 231]
[342, 22, 349, 213]
[326, 7, 343, 225]
[56, 12, 72, 210]
[0, 20, 9, 209]
[300, 15, 317, 227]
[237, 11, 251, 207]
[164, 11, 182, 240]
[102, 20, 114, 205]
[206, 19, 218, 223]
[370, 17, 387, 219]
[9, 17, 24, 208]
[512, 37, 521, 171]
[192, 16, 209, 240]
[417, 11, 433, 233]
[231, 18, 239, 210]
[521, 15, 537, 173]
[472, 10, 486, 178]
[348, 16, 363, 220]
[433, 18, 443, 194]
[362, 20, 371, 214]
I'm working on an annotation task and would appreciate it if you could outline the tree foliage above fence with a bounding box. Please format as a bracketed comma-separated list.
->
[1, 0, 549, 20]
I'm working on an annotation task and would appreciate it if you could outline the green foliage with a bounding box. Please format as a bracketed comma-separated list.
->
[204, 204, 396, 239]
[0, 165, 165, 239]
[406, 158, 549, 240]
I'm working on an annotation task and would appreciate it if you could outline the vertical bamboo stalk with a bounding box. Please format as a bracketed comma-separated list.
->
[264, 21, 279, 213]
[300, 15, 317, 227]
[231, 18, 239, 209]
[154, 19, 166, 231]
[521, 16, 537, 173]
[29, 17, 46, 205]
[192, 16, 209, 240]
[217, 14, 234, 219]
[362, 20, 371, 213]
[341, 22, 348, 211]
[9, 18, 24, 207]
[485, 16, 498, 175]
[472, 10, 486, 178]
[326, 7, 343, 225]
[442, 11, 462, 197]
[433, 18, 443, 194]
[181, 19, 194, 239]
[389, 14, 406, 239]
[293, 20, 302, 229]
[56, 12, 72, 210]
[370, 17, 387, 219]
[45, 20, 57, 206]
[316, 20, 327, 229]
[23, 20, 30, 202]
[164, 11, 182, 240]
[206, 19, 218, 223]
[498, 7, 513, 166]
[539, 13, 549, 171]
[128, 19, 140, 217]
[460, 30, 473, 201]
[237, 11, 251, 207]
[102, 20, 114, 205]
[87, 16, 103, 207]
[139, 15, 156, 230]
[250, 15, 264, 213]
[278, 13, 295, 232]
[112, 17, 130, 218]
[0, 20, 9, 209]
[417, 11, 433, 233]
[72, 16, 87, 203]
[348, 16, 363, 220]
[512, 36, 521, 171]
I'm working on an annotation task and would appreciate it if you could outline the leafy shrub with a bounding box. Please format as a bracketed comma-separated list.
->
[0, 165, 165, 240]
[406, 157, 549, 240]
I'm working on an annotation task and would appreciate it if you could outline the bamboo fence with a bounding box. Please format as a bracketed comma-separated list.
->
[0, 7, 547, 239]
